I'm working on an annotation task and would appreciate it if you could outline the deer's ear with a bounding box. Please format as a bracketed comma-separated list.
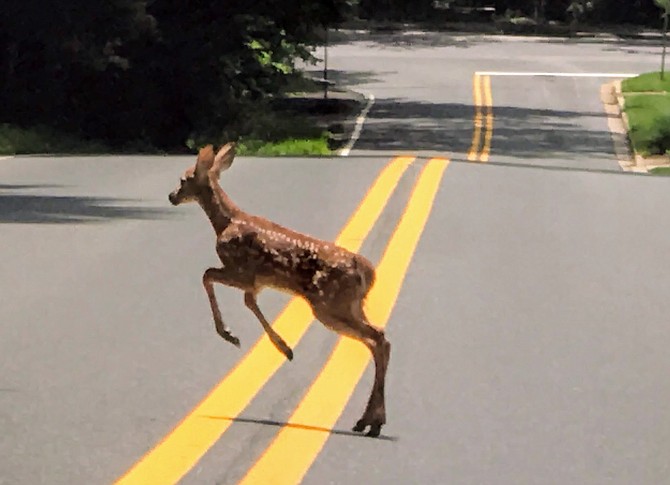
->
[195, 144, 215, 176]
[211, 142, 236, 175]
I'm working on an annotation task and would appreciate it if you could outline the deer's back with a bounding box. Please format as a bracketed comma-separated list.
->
[216, 215, 375, 301]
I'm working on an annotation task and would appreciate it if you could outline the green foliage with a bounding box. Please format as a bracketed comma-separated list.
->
[655, 0, 670, 79]
[213, 99, 335, 156]
[0, 124, 109, 155]
[622, 72, 670, 92]
[650, 166, 670, 174]
[566, 1, 593, 24]
[623, 93, 670, 156]
[237, 136, 332, 156]
[655, 0, 670, 11]
[2, 0, 667, 155]
[0, 0, 352, 152]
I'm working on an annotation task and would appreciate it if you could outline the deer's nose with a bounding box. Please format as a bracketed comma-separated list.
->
[168, 192, 178, 205]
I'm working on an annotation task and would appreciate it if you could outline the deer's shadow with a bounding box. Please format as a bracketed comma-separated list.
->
[203, 415, 398, 442]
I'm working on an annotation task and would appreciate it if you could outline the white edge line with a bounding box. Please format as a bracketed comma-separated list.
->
[0, 156, 14, 160]
[339, 93, 375, 157]
[475, 71, 638, 78]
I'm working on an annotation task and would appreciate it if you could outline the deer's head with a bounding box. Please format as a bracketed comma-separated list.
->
[168, 142, 236, 205]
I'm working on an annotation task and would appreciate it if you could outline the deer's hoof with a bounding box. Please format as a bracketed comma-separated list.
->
[352, 419, 367, 433]
[224, 334, 241, 348]
[352, 417, 384, 438]
[274, 341, 293, 361]
[366, 423, 382, 438]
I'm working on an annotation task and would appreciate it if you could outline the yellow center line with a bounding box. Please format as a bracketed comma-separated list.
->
[238, 157, 450, 485]
[113, 155, 416, 485]
[480, 75, 494, 162]
[467, 73, 483, 161]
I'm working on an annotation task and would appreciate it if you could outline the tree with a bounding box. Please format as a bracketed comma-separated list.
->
[0, 0, 157, 139]
[0, 0, 353, 150]
[140, 0, 353, 147]
[655, 0, 670, 79]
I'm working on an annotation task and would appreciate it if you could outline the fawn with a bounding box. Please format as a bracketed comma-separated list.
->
[168, 143, 390, 437]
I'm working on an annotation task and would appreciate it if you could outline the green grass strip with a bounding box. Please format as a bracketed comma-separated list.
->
[236, 135, 332, 156]
[0, 123, 109, 155]
[650, 166, 670, 176]
[622, 72, 670, 93]
[623, 93, 670, 156]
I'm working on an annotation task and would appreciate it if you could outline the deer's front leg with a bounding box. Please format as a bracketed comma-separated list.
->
[203, 268, 241, 348]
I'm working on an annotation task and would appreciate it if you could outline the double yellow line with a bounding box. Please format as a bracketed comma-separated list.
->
[467, 73, 494, 162]
[240, 158, 448, 484]
[115, 155, 449, 485]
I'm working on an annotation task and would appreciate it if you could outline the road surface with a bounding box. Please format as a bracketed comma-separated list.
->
[1, 32, 669, 485]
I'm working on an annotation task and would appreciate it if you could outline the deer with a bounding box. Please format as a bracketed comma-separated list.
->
[168, 143, 391, 437]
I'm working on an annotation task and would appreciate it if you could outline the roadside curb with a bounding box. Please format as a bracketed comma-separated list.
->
[601, 80, 639, 173]
[602, 80, 670, 173]
[334, 21, 663, 43]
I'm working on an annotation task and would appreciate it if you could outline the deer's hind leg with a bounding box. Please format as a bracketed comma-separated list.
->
[312, 300, 391, 437]
[244, 291, 293, 361]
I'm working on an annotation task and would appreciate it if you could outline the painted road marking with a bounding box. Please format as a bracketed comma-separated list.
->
[475, 71, 637, 78]
[238, 157, 450, 485]
[469, 71, 637, 162]
[340, 93, 376, 156]
[467, 74, 483, 161]
[114, 155, 416, 485]
[468, 74, 493, 162]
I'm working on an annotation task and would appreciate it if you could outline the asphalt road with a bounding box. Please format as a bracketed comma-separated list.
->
[2, 33, 669, 485]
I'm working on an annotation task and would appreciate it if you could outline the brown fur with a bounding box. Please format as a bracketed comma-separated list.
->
[168, 143, 390, 437]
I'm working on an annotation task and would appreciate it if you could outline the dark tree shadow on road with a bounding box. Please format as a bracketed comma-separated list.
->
[354, 98, 616, 162]
[203, 414, 399, 441]
[0, 184, 65, 190]
[326, 28, 662, 50]
[0, 185, 172, 224]
[302, 69, 390, 88]
[600, 44, 661, 56]
[327, 29, 497, 49]
[533, 36, 663, 49]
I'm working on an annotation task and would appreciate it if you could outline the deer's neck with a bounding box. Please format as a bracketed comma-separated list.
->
[197, 182, 240, 235]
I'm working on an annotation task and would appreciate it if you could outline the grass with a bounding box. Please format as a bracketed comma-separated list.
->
[623, 93, 670, 156]
[0, 123, 109, 155]
[650, 166, 670, 176]
[236, 134, 332, 156]
[1, 119, 336, 157]
[621, 70, 670, 157]
[226, 102, 343, 156]
[622, 71, 670, 93]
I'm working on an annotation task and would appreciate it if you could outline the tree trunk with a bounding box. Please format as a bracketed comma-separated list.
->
[662, 12, 668, 80]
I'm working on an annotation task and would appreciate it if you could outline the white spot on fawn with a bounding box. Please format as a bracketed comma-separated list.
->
[312, 270, 325, 286]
